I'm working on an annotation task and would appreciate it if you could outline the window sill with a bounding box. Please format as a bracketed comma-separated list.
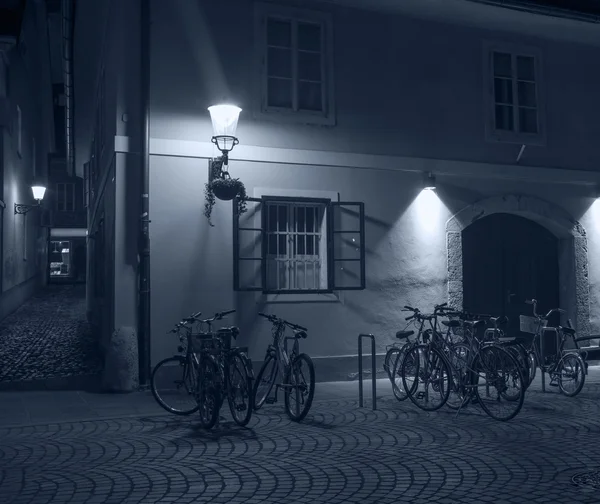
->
[485, 129, 546, 147]
[257, 292, 342, 304]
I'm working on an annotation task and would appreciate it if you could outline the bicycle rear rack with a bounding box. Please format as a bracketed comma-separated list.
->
[358, 333, 376, 410]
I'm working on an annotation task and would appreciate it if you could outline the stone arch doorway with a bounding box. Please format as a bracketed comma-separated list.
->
[446, 194, 590, 335]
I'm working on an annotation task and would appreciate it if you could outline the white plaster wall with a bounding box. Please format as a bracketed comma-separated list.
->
[149, 153, 600, 365]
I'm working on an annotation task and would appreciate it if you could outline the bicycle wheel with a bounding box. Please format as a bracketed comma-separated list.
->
[253, 353, 278, 411]
[384, 347, 400, 382]
[472, 345, 524, 421]
[227, 351, 253, 426]
[558, 353, 585, 397]
[401, 345, 451, 412]
[390, 346, 410, 402]
[151, 356, 199, 415]
[527, 350, 537, 386]
[502, 345, 530, 399]
[445, 343, 471, 410]
[506, 341, 531, 390]
[196, 357, 221, 429]
[284, 353, 315, 422]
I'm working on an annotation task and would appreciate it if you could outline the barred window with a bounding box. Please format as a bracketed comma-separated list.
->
[234, 196, 365, 293]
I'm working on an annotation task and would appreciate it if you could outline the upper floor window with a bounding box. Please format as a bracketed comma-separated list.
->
[56, 182, 75, 212]
[234, 196, 365, 293]
[484, 42, 545, 145]
[255, 2, 335, 125]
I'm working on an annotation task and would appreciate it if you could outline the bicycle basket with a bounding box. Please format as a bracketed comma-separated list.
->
[519, 315, 547, 334]
[191, 332, 216, 352]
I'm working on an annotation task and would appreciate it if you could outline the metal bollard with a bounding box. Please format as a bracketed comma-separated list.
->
[358, 333, 376, 410]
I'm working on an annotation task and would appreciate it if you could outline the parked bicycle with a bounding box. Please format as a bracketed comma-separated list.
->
[150, 311, 203, 415]
[398, 303, 526, 421]
[524, 299, 586, 396]
[253, 312, 315, 421]
[192, 310, 254, 429]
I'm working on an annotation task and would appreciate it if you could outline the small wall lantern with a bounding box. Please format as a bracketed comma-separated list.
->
[204, 104, 247, 226]
[14, 185, 46, 214]
[423, 172, 436, 191]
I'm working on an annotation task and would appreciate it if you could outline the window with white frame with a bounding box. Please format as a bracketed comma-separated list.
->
[234, 196, 365, 293]
[256, 3, 334, 124]
[16, 104, 22, 156]
[56, 182, 75, 212]
[266, 200, 328, 291]
[485, 43, 544, 144]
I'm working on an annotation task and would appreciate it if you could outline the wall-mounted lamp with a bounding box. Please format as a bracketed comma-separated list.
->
[423, 172, 436, 191]
[14, 185, 46, 215]
[208, 104, 242, 166]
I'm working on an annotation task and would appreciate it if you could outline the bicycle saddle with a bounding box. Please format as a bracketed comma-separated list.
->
[464, 320, 486, 329]
[559, 326, 576, 335]
[489, 316, 508, 325]
[442, 320, 460, 328]
[294, 330, 308, 339]
[396, 330, 415, 339]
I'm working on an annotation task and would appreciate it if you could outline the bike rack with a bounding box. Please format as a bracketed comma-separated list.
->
[358, 333, 376, 410]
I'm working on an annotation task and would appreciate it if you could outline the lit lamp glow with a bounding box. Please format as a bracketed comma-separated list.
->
[14, 184, 47, 214]
[32, 185, 46, 201]
[208, 104, 241, 164]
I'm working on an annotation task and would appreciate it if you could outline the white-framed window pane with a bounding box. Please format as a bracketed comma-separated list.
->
[267, 18, 292, 47]
[267, 77, 293, 108]
[493, 52, 512, 77]
[298, 51, 321, 81]
[519, 107, 538, 134]
[494, 77, 513, 105]
[516, 55, 535, 81]
[495, 105, 514, 131]
[297, 22, 321, 51]
[517, 81, 537, 108]
[267, 47, 292, 78]
[298, 81, 322, 111]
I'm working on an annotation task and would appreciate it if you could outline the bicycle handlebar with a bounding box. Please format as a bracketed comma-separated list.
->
[258, 312, 308, 332]
[526, 299, 566, 319]
[198, 309, 236, 324]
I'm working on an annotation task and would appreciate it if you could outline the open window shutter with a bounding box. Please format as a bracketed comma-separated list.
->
[233, 196, 265, 291]
[328, 201, 366, 290]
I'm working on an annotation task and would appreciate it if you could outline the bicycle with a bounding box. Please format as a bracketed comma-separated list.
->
[524, 299, 586, 397]
[253, 312, 315, 422]
[192, 310, 254, 429]
[400, 304, 526, 421]
[384, 305, 438, 403]
[150, 310, 203, 415]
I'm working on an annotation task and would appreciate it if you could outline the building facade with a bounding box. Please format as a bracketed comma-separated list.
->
[0, 0, 55, 320]
[74, 0, 600, 382]
[43, 154, 87, 284]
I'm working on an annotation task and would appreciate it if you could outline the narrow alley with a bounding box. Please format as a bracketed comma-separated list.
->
[0, 285, 102, 390]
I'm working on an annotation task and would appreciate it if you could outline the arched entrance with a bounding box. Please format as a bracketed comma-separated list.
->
[446, 195, 590, 335]
[462, 213, 559, 338]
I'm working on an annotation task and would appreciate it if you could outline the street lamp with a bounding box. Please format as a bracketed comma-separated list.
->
[14, 185, 46, 214]
[208, 104, 242, 166]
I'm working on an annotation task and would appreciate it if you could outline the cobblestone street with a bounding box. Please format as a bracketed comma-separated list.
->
[0, 285, 102, 389]
[1, 374, 600, 503]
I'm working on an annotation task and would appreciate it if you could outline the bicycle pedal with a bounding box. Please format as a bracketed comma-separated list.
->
[549, 382, 559, 387]
[265, 397, 277, 404]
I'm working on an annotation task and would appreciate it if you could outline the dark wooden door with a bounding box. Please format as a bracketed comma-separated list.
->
[462, 213, 559, 340]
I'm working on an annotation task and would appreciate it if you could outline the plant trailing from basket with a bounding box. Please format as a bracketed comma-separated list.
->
[204, 158, 248, 227]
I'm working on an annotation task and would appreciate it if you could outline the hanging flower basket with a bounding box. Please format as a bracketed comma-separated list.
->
[204, 159, 248, 227]
[212, 177, 242, 201]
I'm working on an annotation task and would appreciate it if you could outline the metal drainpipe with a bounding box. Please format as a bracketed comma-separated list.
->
[463, 0, 600, 23]
[138, 0, 151, 387]
[61, 0, 75, 175]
